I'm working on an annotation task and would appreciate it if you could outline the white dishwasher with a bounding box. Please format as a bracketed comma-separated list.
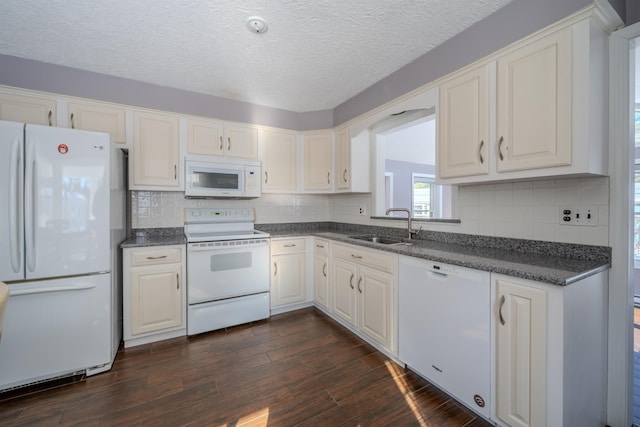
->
[399, 255, 491, 418]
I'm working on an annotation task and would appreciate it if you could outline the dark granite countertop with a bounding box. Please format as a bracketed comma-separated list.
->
[258, 222, 610, 286]
[120, 228, 186, 248]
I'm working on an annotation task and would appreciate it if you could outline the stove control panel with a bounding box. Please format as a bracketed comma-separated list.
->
[184, 208, 255, 223]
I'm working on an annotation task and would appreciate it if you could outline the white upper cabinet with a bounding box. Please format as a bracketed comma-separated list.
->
[187, 118, 224, 156]
[335, 128, 350, 190]
[438, 64, 490, 178]
[0, 93, 56, 126]
[224, 124, 258, 159]
[304, 131, 333, 191]
[496, 28, 572, 172]
[186, 118, 258, 159]
[68, 101, 126, 143]
[130, 110, 181, 190]
[438, 11, 612, 184]
[261, 129, 297, 192]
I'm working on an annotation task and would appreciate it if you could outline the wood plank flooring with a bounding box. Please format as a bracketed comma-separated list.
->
[0, 307, 493, 426]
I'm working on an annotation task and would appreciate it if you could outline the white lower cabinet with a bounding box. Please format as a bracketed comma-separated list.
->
[330, 242, 395, 353]
[123, 245, 186, 347]
[494, 272, 608, 427]
[270, 238, 307, 309]
[312, 239, 330, 309]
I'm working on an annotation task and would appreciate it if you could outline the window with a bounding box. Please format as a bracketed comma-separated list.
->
[412, 173, 440, 218]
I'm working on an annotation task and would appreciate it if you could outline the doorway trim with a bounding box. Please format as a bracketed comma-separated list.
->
[608, 22, 640, 427]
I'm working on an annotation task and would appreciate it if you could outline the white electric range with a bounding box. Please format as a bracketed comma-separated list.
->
[184, 208, 270, 335]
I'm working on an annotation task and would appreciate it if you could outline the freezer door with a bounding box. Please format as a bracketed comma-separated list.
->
[0, 274, 112, 389]
[25, 125, 111, 280]
[0, 121, 24, 282]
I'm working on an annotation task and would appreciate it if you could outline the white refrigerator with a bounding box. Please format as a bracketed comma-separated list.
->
[0, 121, 125, 390]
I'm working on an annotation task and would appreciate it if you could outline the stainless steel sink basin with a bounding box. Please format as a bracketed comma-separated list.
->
[348, 235, 411, 245]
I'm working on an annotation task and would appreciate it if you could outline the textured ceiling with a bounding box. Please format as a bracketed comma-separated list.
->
[0, 0, 512, 112]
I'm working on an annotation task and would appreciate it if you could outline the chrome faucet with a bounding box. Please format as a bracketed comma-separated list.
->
[385, 208, 422, 240]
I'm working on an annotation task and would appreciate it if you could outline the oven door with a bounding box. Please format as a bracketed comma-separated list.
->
[187, 239, 270, 304]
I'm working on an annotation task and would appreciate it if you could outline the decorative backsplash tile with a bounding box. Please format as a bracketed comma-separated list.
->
[129, 176, 610, 246]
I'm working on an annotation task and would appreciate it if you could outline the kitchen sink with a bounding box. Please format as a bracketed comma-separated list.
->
[348, 235, 411, 246]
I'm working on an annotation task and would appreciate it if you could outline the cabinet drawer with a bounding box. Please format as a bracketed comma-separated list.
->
[271, 238, 306, 255]
[313, 239, 329, 255]
[332, 243, 394, 274]
[130, 246, 183, 266]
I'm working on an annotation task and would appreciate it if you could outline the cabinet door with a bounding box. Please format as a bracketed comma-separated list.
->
[313, 253, 329, 309]
[187, 118, 224, 156]
[0, 93, 56, 126]
[358, 267, 392, 348]
[331, 259, 357, 326]
[335, 128, 350, 190]
[130, 264, 182, 335]
[304, 132, 332, 190]
[224, 124, 258, 159]
[262, 130, 297, 192]
[438, 64, 490, 178]
[496, 28, 571, 172]
[132, 111, 180, 188]
[271, 252, 306, 307]
[496, 278, 547, 427]
[68, 102, 126, 143]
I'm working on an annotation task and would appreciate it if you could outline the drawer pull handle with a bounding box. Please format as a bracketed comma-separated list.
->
[357, 277, 362, 293]
[322, 263, 327, 277]
[351, 254, 362, 259]
[316, 244, 325, 248]
[499, 295, 506, 325]
[146, 255, 168, 260]
[284, 243, 296, 248]
[349, 273, 354, 290]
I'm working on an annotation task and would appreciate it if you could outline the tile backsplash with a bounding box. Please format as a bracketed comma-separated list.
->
[130, 192, 331, 229]
[130, 176, 610, 246]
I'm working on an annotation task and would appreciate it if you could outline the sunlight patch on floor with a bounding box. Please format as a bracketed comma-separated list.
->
[386, 360, 428, 427]
[235, 407, 270, 426]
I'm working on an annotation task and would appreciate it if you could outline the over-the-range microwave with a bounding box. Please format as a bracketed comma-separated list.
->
[184, 156, 261, 198]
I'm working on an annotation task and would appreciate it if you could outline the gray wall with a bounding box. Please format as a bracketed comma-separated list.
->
[0, 0, 626, 130]
[334, 0, 622, 125]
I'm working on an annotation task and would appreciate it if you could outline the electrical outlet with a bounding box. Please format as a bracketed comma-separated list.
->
[358, 206, 366, 216]
[559, 207, 598, 226]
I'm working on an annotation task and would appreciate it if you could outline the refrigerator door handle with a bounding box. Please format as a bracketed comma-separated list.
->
[10, 283, 97, 297]
[9, 137, 22, 274]
[25, 157, 36, 273]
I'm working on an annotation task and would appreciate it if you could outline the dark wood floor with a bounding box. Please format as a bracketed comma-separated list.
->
[0, 307, 492, 426]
